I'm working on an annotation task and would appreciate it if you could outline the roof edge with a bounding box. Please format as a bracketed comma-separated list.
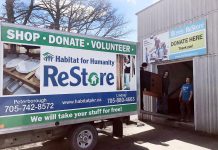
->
[136, 0, 163, 15]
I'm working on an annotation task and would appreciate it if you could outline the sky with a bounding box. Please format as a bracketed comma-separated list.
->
[110, 0, 160, 41]
[0, 0, 159, 42]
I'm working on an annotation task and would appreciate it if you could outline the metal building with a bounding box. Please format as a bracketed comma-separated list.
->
[137, 0, 218, 134]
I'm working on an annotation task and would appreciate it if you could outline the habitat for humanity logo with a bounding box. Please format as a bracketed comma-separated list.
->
[43, 52, 54, 62]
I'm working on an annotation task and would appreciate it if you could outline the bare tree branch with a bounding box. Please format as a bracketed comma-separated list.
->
[2, 0, 131, 38]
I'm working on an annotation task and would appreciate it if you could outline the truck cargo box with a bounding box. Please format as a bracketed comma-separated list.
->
[0, 22, 137, 135]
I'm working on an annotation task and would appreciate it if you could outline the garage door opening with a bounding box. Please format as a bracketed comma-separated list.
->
[157, 60, 194, 123]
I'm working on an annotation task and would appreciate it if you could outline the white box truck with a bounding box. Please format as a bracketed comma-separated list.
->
[0, 22, 137, 150]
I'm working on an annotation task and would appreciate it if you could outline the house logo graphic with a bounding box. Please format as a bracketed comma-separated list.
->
[88, 72, 99, 86]
[43, 52, 54, 62]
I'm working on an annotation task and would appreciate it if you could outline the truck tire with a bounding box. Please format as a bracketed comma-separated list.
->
[70, 124, 98, 150]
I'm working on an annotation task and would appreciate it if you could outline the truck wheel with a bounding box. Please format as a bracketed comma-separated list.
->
[70, 124, 98, 150]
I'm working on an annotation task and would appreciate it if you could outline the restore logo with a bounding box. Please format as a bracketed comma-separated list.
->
[88, 73, 99, 86]
[43, 65, 115, 87]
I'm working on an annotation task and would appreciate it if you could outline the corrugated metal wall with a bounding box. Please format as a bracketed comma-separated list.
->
[138, 0, 218, 44]
[137, 0, 218, 134]
[194, 55, 218, 134]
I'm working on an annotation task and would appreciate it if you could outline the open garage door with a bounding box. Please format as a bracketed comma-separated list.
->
[140, 60, 194, 124]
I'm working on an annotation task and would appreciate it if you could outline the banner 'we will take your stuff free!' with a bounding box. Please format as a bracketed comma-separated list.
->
[0, 23, 136, 129]
[143, 19, 207, 63]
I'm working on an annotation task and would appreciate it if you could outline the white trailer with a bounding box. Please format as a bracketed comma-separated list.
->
[0, 22, 137, 150]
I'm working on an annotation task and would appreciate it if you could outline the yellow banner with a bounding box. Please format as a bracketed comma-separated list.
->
[170, 30, 205, 53]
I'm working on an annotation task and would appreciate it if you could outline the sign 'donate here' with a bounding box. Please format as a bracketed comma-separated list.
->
[143, 19, 207, 63]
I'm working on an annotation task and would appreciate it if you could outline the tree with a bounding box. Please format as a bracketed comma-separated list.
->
[5, 0, 15, 23]
[62, 0, 130, 38]
[2, 0, 131, 38]
[4, 0, 39, 25]
[36, 0, 74, 30]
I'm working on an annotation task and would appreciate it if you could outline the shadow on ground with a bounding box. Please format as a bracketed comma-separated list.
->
[20, 122, 218, 150]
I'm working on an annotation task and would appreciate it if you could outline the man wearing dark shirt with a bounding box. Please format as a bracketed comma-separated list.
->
[157, 71, 169, 114]
[140, 63, 150, 91]
[140, 63, 150, 110]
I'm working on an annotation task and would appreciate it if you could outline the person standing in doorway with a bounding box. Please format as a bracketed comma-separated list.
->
[179, 77, 193, 122]
[157, 71, 170, 114]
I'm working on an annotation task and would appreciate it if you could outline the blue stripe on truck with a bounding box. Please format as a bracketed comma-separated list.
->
[0, 91, 137, 116]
